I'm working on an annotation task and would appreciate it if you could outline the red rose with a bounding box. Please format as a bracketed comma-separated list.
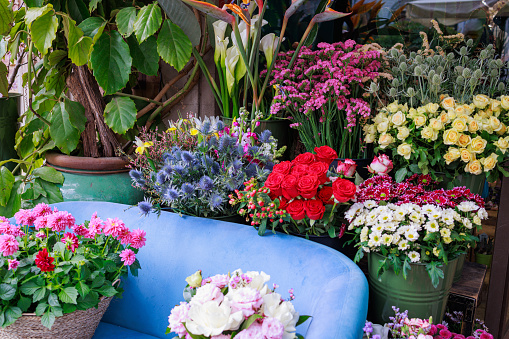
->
[281, 175, 299, 200]
[286, 200, 306, 220]
[305, 199, 325, 220]
[278, 197, 289, 210]
[290, 164, 309, 178]
[35, 248, 55, 272]
[273, 161, 292, 175]
[308, 161, 329, 184]
[292, 152, 316, 166]
[314, 146, 338, 166]
[332, 178, 356, 203]
[297, 175, 320, 199]
[265, 172, 285, 197]
[317, 186, 334, 205]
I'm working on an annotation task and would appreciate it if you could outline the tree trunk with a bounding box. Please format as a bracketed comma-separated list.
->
[66, 65, 120, 157]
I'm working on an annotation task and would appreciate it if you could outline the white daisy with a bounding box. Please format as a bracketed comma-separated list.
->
[440, 228, 451, 238]
[363, 200, 377, 209]
[424, 220, 439, 233]
[365, 211, 378, 225]
[457, 201, 478, 212]
[398, 240, 409, 250]
[409, 211, 422, 223]
[408, 251, 421, 263]
[441, 210, 455, 226]
[369, 232, 382, 246]
[405, 228, 420, 242]
[392, 233, 401, 245]
[378, 210, 394, 223]
[382, 234, 393, 246]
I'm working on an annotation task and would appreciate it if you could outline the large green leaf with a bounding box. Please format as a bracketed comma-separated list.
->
[49, 100, 84, 154]
[58, 286, 78, 304]
[104, 96, 137, 134]
[32, 166, 64, 184]
[116, 7, 136, 37]
[4, 306, 22, 327]
[24, 4, 53, 27]
[64, 97, 86, 131]
[66, 0, 89, 24]
[32, 178, 64, 205]
[88, 0, 101, 12]
[133, 2, 162, 44]
[0, 284, 16, 301]
[0, 62, 7, 97]
[90, 30, 132, 95]
[157, 0, 200, 46]
[0, 0, 12, 35]
[41, 310, 55, 329]
[126, 35, 159, 76]
[0, 167, 14, 207]
[66, 17, 93, 67]
[31, 11, 58, 56]
[157, 19, 192, 71]
[78, 17, 106, 39]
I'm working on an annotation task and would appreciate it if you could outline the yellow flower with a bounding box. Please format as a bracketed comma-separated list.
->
[443, 236, 452, 244]
[378, 133, 394, 149]
[473, 94, 490, 109]
[377, 121, 389, 133]
[443, 128, 460, 145]
[429, 118, 443, 131]
[433, 247, 440, 257]
[500, 95, 509, 110]
[457, 134, 471, 148]
[365, 134, 375, 143]
[414, 115, 426, 127]
[491, 100, 501, 113]
[444, 152, 456, 165]
[455, 106, 466, 117]
[190, 128, 199, 136]
[452, 118, 467, 132]
[185, 270, 203, 288]
[397, 127, 410, 141]
[439, 112, 449, 124]
[465, 159, 483, 175]
[489, 116, 501, 131]
[462, 104, 473, 115]
[496, 123, 507, 135]
[494, 137, 509, 153]
[447, 110, 457, 120]
[364, 124, 376, 135]
[391, 111, 407, 126]
[426, 103, 439, 114]
[134, 137, 154, 154]
[449, 147, 461, 160]
[460, 148, 473, 163]
[469, 136, 487, 154]
[421, 126, 437, 141]
[408, 108, 417, 118]
[166, 127, 177, 133]
[480, 153, 498, 172]
[387, 101, 399, 113]
[440, 228, 451, 238]
[441, 97, 455, 110]
[397, 143, 413, 160]
[373, 113, 387, 124]
[417, 106, 426, 115]
[468, 119, 480, 133]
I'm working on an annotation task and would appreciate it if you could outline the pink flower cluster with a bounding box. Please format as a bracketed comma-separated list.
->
[267, 40, 381, 131]
[356, 175, 485, 209]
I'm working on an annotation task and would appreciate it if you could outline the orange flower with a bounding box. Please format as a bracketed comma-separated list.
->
[225, 3, 250, 26]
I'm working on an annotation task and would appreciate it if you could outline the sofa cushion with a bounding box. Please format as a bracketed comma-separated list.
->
[94, 322, 159, 338]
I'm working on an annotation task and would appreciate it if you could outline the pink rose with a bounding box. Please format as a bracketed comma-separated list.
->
[368, 154, 393, 175]
[262, 317, 284, 339]
[191, 284, 224, 305]
[235, 321, 263, 339]
[229, 287, 263, 318]
[337, 159, 357, 177]
[202, 274, 230, 289]
[168, 302, 190, 337]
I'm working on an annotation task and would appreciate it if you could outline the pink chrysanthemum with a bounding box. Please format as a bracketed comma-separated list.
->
[36, 231, 46, 239]
[0, 234, 19, 256]
[32, 203, 53, 218]
[72, 224, 88, 236]
[14, 209, 36, 226]
[47, 211, 75, 232]
[119, 248, 136, 266]
[61, 232, 79, 252]
[118, 228, 132, 245]
[103, 218, 126, 237]
[7, 259, 19, 270]
[129, 229, 146, 249]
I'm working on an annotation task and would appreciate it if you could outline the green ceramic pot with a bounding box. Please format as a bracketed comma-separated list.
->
[453, 253, 466, 283]
[475, 253, 493, 268]
[368, 252, 458, 324]
[0, 93, 21, 171]
[45, 153, 144, 205]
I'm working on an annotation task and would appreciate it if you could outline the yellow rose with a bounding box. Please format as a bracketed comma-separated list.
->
[468, 119, 480, 133]
[366, 124, 376, 134]
[408, 108, 417, 118]
[185, 270, 203, 288]
[397, 143, 413, 160]
[439, 112, 449, 124]
[449, 147, 461, 160]
[365, 134, 376, 143]
[377, 121, 389, 133]
[452, 118, 467, 132]
[426, 103, 439, 114]
[469, 136, 487, 153]
[462, 104, 473, 115]
[489, 116, 501, 131]
[399, 103, 409, 112]
[421, 126, 437, 141]
[397, 127, 410, 141]
[496, 123, 507, 135]
[387, 101, 399, 113]
[441, 97, 455, 110]
[500, 95, 509, 110]
[465, 159, 483, 175]
[414, 115, 427, 127]
[460, 148, 474, 163]
[455, 106, 466, 116]
[477, 110, 489, 119]
[480, 153, 498, 172]
[443, 128, 460, 145]
[473, 94, 490, 109]
[373, 113, 387, 124]
[429, 118, 443, 131]
[456, 134, 471, 148]
[447, 110, 457, 120]
[391, 111, 407, 126]
[378, 133, 394, 149]
[444, 152, 456, 165]
[491, 100, 501, 113]
[417, 106, 426, 115]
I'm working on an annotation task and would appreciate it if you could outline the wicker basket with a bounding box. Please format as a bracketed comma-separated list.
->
[0, 297, 112, 339]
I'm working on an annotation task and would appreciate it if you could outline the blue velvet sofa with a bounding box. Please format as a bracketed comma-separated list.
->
[50, 202, 368, 339]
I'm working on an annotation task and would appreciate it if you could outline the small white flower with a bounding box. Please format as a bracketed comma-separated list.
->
[408, 251, 421, 263]
[372, 224, 385, 233]
[453, 211, 462, 222]
[393, 208, 407, 221]
[378, 210, 394, 223]
[473, 215, 482, 225]
[440, 228, 451, 238]
[457, 201, 478, 212]
[363, 200, 377, 209]
[405, 228, 420, 242]
[424, 220, 439, 233]
[409, 211, 421, 223]
[366, 211, 378, 225]
[362, 246, 371, 253]
[441, 210, 455, 226]
[382, 222, 397, 232]
[398, 240, 409, 250]
[422, 204, 436, 214]
[360, 227, 369, 242]
[477, 208, 488, 219]
[369, 232, 382, 246]
[392, 234, 401, 244]
[463, 218, 473, 229]
[382, 234, 393, 246]
[353, 215, 365, 226]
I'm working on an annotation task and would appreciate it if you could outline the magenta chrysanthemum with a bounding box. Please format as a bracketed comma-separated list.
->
[47, 211, 75, 232]
[129, 229, 146, 249]
[103, 218, 126, 237]
[7, 259, 19, 270]
[119, 248, 136, 266]
[0, 235, 19, 256]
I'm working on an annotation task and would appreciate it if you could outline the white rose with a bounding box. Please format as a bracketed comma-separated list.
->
[391, 111, 407, 126]
[262, 293, 299, 337]
[397, 127, 410, 140]
[186, 300, 243, 337]
[377, 121, 389, 133]
[243, 271, 271, 296]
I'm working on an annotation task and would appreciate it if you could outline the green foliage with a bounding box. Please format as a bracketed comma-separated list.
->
[134, 2, 162, 44]
[103, 96, 137, 134]
[157, 19, 192, 72]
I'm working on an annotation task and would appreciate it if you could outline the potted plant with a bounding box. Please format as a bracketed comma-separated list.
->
[347, 174, 487, 324]
[0, 203, 144, 338]
[129, 114, 282, 220]
[0, 0, 206, 214]
[230, 145, 358, 257]
[475, 233, 494, 268]
[166, 269, 310, 338]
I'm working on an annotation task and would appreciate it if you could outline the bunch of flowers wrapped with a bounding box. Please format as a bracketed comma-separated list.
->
[230, 146, 357, 237]
[166, 269, 309, 339]
[267, 40, 382, 158]
[0, 204, 144, 329]
[130, 116, 283, 218]
[347, 175, 487, 286]
[364, 96, 509, 183]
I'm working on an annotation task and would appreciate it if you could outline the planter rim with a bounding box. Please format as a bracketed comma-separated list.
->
[371, 251, 459, 268]
[46, 152, 130, 174]
[0, 92, 22, 99]
[20, 296, 110, 317]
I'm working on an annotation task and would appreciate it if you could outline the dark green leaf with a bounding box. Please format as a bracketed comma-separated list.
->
[49, 101, 81, 154]
[76, 281, 90, 298]
[103, 96, 137, 134]
[33, 287, 47, 302]
[395, 167, 408, 183]
[48, 50, 68, 66]
[296, 315, 311, 326]
[0, 283, 15, 300]
[31, 11, 58, 55]
[32, 166, 64, 184]
[157, 19, 192, 71]
[426, 262, 444, 288]
[33, 178, 63, 205]
[157, 0, 200, 46]
[58, 286, 78, 304]
[41, 310, 55, 329]
[66, 17, 93, 66]
[76, 291, 98, 310]
[0, 62, 7, 97]
[90, 30, 132, 95]
[126, 35, 159, 76]
[134, 2, 162, 44]
[0, 0, 13, 35]
[62, 303, 76, 313]
[35, 302, 48, 316]
[21, 278, 42, 296]
[95, 284, 116, 297]
[78, 16, 105, 39]
[17, 296, 32, 312]
[0, 166, 14, 207]
[91, 276, 105, 288]
[116, 7, 136, 37]
[66, 0, 89, 24]
[53, 242, 66, 257]
[4, 306, 22, 327]
[88, 0, 101, 12]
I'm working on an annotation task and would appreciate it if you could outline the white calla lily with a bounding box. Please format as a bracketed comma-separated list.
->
[214, 36, 229, 64]
[213, 20, 228, 41]
[260, 33, 280, 66]
[225, 47, 240, 94]
[238, 14, 268, 39]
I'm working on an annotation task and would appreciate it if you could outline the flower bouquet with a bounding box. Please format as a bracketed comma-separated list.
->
[230, 146, 357, 238]
[166, 269, 309, 339]
[0, 203, 143, 331]
[347, 174, 487, 287]
[129, 116, 283, 218]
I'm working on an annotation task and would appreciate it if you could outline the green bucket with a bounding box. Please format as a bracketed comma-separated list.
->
[0, 94, 21, 171]
[453, 253, 466, 283]
[368, 252, 458, 324]
[475, 253, 492, 268]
